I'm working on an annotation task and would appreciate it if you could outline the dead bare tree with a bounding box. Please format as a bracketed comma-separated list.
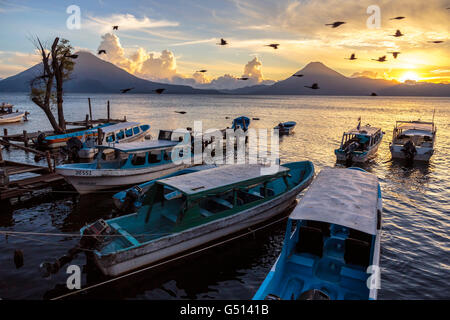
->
[30, 37, 75, 133]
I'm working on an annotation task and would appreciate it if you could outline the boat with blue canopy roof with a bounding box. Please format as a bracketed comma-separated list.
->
[253, 167, 382, 300]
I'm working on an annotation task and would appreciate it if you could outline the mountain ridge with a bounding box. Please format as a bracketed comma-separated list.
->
[0, 52, 448, 96]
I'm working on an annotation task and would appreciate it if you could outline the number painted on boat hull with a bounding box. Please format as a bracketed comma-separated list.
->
[75, 170, 92, 176]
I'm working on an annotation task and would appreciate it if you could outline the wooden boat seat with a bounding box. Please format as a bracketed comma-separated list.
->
[344, 238, 371, 267]
[296, 226, 323, 257]
[199, 208, 214, 217]
[211, 197, 233, 209]
[289, 254, 315, 276]
[110, 223, 140, 246]
[340, 266, 368, 281]
[349, 229, 372, 243]
[162, 211, 179, 223]
[306, 220, 330, 237]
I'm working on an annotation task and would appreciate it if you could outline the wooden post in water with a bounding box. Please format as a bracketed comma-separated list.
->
[97, 128, 103, 145]
[107, 100, 110, 122]
[88, 98, 93, 121]
[85, 114, 89, 128]
[23, 130, 28, 147]
[0, 144, 3, 163]
[3, 128, 7, 138]
[45, 151, 53, 172]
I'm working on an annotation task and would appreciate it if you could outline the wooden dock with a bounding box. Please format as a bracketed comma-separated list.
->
[0, 160, 65, 202]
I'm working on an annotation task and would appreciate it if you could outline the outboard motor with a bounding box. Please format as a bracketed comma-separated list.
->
[119, 185, 143, 213]
[65, 137, 83, 163]
[401, 140, 417, 161]
[40, 219, 113, 277]
[344, 141, 359, 166]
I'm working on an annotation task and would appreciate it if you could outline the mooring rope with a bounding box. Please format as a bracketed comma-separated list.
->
[49, 215, 288, 300]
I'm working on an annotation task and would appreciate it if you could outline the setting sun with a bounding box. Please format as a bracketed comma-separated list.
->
[399, 71, 421, 83]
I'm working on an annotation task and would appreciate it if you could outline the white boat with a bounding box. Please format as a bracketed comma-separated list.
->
[77, 122, 151, 159]
[0, 103, 26, 124]
[335, 123, 383, 163]
[0, 112, 26, 124]
[389, 120, 436, 162]
[79, 161, 315, 276]
[253, 167, 382, 300]
[56, 140, 197, 194]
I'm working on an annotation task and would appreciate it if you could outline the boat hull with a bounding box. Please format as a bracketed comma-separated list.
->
[0, 112, 25, 124]
[93, 173, 314, 276]
[335, 141, 381, 163]
[389, 144, 434, 162]
[57, 163, 191, 194]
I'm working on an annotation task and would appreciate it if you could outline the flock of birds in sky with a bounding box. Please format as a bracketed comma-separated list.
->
[65, 10, 448, 95]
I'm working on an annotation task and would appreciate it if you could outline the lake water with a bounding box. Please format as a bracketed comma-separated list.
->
[0, 93, 449, 299]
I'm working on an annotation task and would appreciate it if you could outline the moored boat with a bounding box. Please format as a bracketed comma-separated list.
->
[274, 121, 296, 135]
[38, 123, 114, 149]
[253, 167, 382, 300]
[56, 139, 197, 194]
[80, 161, 314, 276]
[0, 103, 26, 124]
[335, 121, 383, 163]
[389, 120, 436, 162]
[112, 164, 218, 211]
[78, 122, 151, 159]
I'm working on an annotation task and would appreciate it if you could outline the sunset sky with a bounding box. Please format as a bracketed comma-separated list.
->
[0, 0, 449, 89]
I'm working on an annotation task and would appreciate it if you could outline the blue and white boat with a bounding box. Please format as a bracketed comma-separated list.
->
[38, 123, 114, 149]
[56, 140, 198, 194]
[112, 164, 217, 211]
[231, 116, 250, 131]
[78, 122, 151, 159]
[80, 161, 314, 276]
[253, 167, 382, 300]
[274, 121, 296, 135]
[335, 123, 383, 163]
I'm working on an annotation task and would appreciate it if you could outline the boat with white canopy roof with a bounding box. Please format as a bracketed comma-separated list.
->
[253, 167, 382, 300]
[77, 122, 150, 159]
[79, 161, 314, 276]
[389, 120, 436, 162]
[56, 139, 197, 194]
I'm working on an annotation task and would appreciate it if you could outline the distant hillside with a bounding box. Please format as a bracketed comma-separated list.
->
[224, 62, 450, 96]
[0, 51, 220, 94]
[1, 54, 448, 96]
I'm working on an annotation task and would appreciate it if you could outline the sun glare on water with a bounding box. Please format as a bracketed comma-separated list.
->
[399, 71, 420, 83]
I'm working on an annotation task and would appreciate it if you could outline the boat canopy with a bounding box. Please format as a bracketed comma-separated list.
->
[289, 168, 380, 235]
[158, 164, 289, 198]
[100, 122, 141, 133]
[402, 129, 434, 138]
[345, 126, 380, 136]
[397, 121, 434, 133]
[96, 140, 179, 153]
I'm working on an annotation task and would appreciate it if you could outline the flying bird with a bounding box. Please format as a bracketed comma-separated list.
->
[196, 70, 207, 73]
[265, 43, 280, 49]
[371, 92, 378, 96]
[154, 88, 166, 94]
[304, 83, 319, 90]
[175, 111, 186, 114]
[120, 88, 134, 93]
[238, 77, 249, 80]
[292, 74, 304, 77]
[217, 38, 228, 45]
[388, 51, 401, 59]
[113, 25, 119, 30]
[345, 53, 357, 60]
[390, 16, 405, 20]
[392, 30, 404, 37]
[428, 40, 444, 43]
[372, 55, 387, 62]
[325, 21, 346, 28]
[98, 49, 106, 55]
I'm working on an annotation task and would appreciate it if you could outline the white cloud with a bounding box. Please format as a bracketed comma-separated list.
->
[85, 13, 179, 34]
[95, 33, 275, 89]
